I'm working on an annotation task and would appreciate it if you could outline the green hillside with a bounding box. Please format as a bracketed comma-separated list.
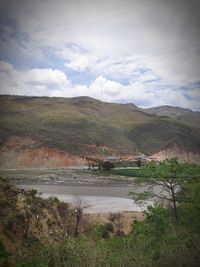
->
[128, 119, 200, 154]
[0, 95, 200, 155]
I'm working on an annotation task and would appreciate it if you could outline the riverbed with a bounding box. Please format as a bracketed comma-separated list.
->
[2, 167, 155, 213]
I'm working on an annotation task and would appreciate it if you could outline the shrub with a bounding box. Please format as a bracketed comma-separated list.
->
[3, 212, 25, 231]
[104, 223, 114, 233]
[93, 224, 110, 239]
[47, 196, 60, 205]
[47, 218, 54, 227]
[0, 240, 9, 266]
[92, 223, 114, 239]
[0, 198, 9, 208]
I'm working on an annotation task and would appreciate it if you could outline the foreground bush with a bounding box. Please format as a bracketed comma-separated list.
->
[1, 177, 200, 267]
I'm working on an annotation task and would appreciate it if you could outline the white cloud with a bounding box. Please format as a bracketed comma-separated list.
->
[0, 61, 71, 96]
[90, 75, 121, 97]
[26, 68, 70, 88]
[64, 54, 89, 71]
[1, 0, 200, 86]
[0, 61, 199, 110]
[56, 45, 90, 71]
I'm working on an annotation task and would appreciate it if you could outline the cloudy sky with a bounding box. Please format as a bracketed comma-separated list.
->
[0, 0, 200, 110]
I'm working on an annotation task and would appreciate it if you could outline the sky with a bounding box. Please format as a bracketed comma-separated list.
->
[0, 0, 200, 110]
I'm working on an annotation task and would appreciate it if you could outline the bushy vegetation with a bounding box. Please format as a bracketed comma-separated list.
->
[92, 223, 114, 239]
[1, 160, 200, 266]
[8, 187, 200, 267]
[0, 240, 9, 267]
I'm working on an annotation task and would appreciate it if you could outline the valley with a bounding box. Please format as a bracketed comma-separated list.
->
[0, 95, 200, 169]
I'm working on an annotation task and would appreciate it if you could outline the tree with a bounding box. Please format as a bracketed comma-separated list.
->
[130, 158, 200, 223]
[97, 160, 103, 170]
[73, 196, 89, 237]
[109, 212, 124, 235]
[102, 161, 114, 171]
[136, 159, 142, 167]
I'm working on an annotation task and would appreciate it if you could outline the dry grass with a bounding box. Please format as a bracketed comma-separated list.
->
[84, 211, 145, 234]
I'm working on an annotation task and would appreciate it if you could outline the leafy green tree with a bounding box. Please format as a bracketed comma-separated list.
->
[102, 161, 114, 171]
[130, 158, 200, 223]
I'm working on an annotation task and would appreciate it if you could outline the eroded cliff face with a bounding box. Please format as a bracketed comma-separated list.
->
[150, 144, 200, 164]
[0, 136, 86, 169]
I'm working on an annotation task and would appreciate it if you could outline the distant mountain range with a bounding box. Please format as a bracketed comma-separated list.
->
[0, 95, 200, 168]
[144, 106, 200, 128]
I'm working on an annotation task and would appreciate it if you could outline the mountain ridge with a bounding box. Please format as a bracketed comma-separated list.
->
[0, 95, 200, 167]
[143, 105, 200, 128]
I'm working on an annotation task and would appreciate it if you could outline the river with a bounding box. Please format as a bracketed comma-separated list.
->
[4, 167, 156, 213]
[13, 182, 154, 213]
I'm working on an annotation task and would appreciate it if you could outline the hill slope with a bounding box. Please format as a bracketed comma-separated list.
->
[0, 95, 200, 167]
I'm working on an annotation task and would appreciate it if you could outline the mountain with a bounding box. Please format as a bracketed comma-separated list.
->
[144, 106, 200, 128]
[0, 95, 200, 168]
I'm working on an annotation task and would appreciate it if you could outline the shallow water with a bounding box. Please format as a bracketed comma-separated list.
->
[17, 184, 134, 198]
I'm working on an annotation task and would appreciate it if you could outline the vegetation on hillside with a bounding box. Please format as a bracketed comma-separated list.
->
[1, 95, 200, 156]
[128, 119, 200, 154]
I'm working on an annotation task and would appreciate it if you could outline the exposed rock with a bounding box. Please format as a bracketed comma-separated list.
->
[0, 136, 86, 168]
[150, 144, 200, 164]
